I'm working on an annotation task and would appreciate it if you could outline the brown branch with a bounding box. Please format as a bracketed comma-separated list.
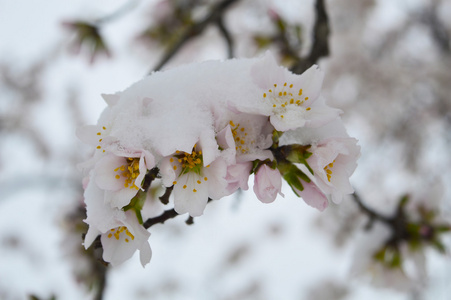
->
[216, 16, 234, 58]
[143, 208, 179, 229]
[143, 198, 212, 229]
[150, 0, 240, 72]
[290, 0, 330, 74]
[351, 191, 392, 228]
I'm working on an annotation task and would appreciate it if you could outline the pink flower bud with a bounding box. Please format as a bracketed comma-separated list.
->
[253, 165, 284, 203]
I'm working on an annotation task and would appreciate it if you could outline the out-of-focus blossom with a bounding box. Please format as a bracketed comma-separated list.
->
[63, 21, 111, 63]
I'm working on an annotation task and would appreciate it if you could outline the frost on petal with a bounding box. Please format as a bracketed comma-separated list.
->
[253, 165, 284, 203]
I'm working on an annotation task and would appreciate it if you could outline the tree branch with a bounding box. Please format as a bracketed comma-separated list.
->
[150, 0, 240, 72]
[351, 191, 392, 228]
[216, 16, 235, 58]
[143, 198, 212, 229]
[290, 0, 330, 74]
[143, 208, 179, 229]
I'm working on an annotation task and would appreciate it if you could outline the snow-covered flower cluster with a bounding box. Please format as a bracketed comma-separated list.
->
[78, 52, 360, 266]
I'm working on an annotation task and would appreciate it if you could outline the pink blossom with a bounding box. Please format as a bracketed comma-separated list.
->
[224, 162, 252, 194]
[94, 150, 155, 208]
[306, 137, 360, 203]
[244, 52, 341, 131]
[160, 143, 228, 217]
[253, 165, 284, 203]
[293, 180, 329, 211]
[83, 180, 152, 267]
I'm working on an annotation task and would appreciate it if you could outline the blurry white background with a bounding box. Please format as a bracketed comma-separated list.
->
[0, 0, 450, 299]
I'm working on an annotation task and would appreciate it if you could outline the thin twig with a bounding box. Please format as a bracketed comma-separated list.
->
[143, 198, 212, 229]
[290, 0, 330, 74]
[150, 0, 240, 72]
[351, 191, 392, 227]
[93, 265, 107, 300]
[143, 208, 179, 229]
[216, 16, 234, 58]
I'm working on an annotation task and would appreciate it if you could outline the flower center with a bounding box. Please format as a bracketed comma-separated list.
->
[173, 147, 204, 175]
[324, 160, 335, 182]
[229, 120, 254, 154]
[114, 157, 140, 189]
[263, 83, 311, 119]
[170, 147, 209, 193]
[107, 226, 135, 243]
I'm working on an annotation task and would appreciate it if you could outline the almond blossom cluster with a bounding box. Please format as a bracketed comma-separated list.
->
[78, 52, 360, 266]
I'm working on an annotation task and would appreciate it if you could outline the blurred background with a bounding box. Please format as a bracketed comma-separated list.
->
[0, 0, 450, 299]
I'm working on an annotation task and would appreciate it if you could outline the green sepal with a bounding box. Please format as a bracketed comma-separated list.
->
[390, 250, 402, 268]
[399, 194, 410, 206]
[280, 164, 311, 196]
[432, 240, 447, 254]
[251, 159, 273, 174]
[285, 145, 314, 175]
[406, 222, 421, 237]
[123, 189, 147, 224]
[436, 225, 451, 233]
[373, 247, 386, 262]
[283, 172, 303, 196]
[408, 238, 422, 251]
[271, 130, 283, 146]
